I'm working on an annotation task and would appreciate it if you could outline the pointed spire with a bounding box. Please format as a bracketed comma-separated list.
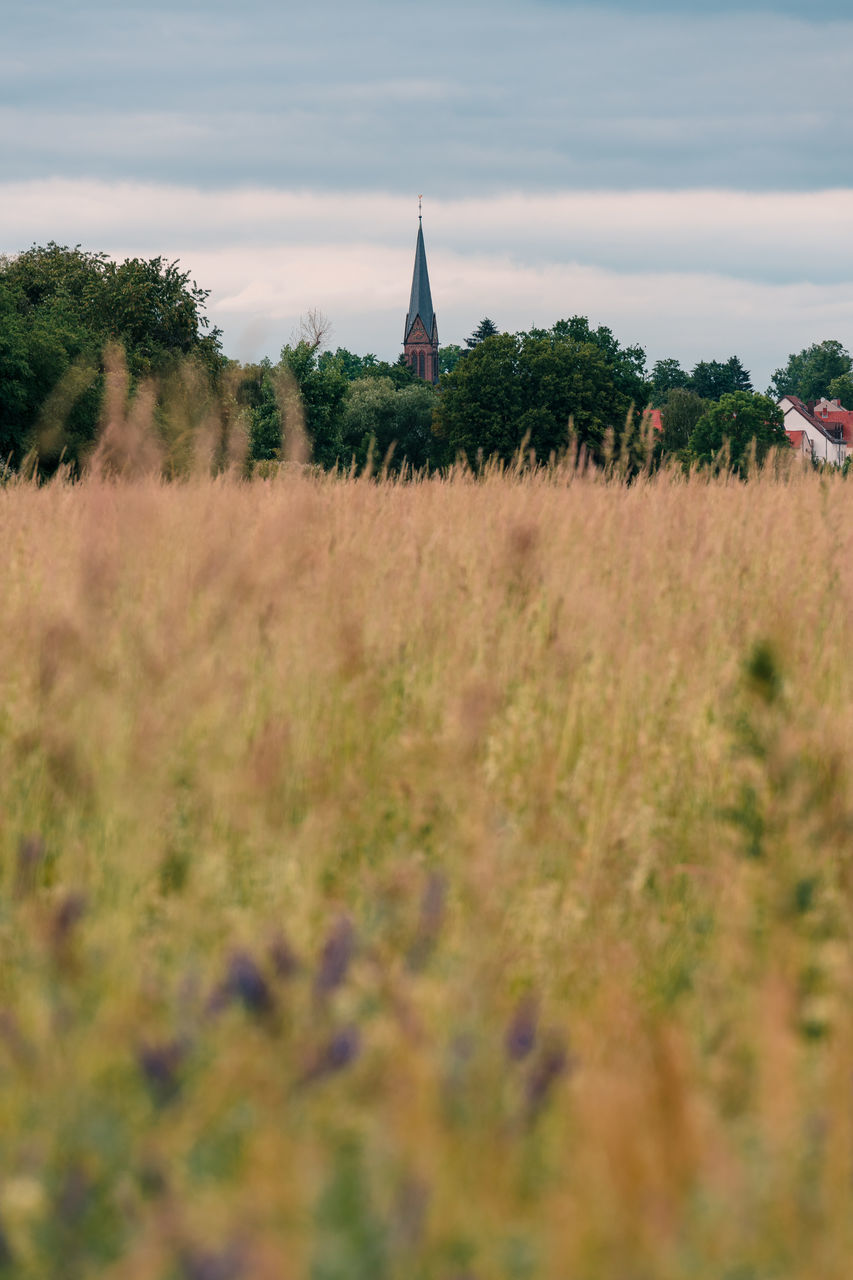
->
[405, 202, 436, 343]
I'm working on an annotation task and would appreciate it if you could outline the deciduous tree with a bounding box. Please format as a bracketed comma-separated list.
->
[827, 373, 853, 407]
[690, 356, 752, 401]
[340, 376, 436, 472]
[689, 391, 787, 473]
[548, 317, 648, 407]
[660, 388, 708, 455]
[768, 340, 852, 404]
[0, 243, 222, 468]
[434, 323, 637, 465]
[278, 341, 349, 469]
[438, 344, 464, 376]
[649, 357, 691, 407]
[317, 348, 379, 381]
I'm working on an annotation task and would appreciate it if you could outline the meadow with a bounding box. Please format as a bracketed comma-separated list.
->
[1, 458, 852, 1279]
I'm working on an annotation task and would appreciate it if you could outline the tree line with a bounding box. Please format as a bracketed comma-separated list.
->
[0, 243, 221, 471]
[4, 243, 851, 477]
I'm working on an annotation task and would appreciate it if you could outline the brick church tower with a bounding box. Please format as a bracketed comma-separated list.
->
[404, 203, 438, 383]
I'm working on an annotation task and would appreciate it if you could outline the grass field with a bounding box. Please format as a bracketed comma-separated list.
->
[1, 461, 852, 1279]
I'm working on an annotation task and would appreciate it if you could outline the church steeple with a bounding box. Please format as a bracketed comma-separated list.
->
[404, 200, 439, 383]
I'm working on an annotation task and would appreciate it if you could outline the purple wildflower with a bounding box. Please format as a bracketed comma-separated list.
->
[525, 1033, 573, 1121]
[325, 1025, 361, 1070]
[505, 994, 538, 1063]
[299, 1024, 361, 1086]
[226, 951, 274, 1015]
[180, 1243, 245, 1280]
[315, 916, 355, 995]
[207, 949, 275, 1018]
[138, 1039, 185, 1105]
[53, 891, 86, 940]
[49, 891, 87, 969]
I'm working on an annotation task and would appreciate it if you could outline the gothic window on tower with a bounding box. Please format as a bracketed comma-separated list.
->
[419, 351, 425, 379]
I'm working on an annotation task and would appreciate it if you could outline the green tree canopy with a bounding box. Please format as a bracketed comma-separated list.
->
[438, 344, 464, 376]
[827, 372, 853, 407]
[649, 354, 752, 407]
[434, 322, 639, 465]
[689, 391, 788, 473]
[317, 348, 379, 381]
[320, 352, 416, 390]
[89, 256, 222, 380]
[0, 282, 35, 463]
[547, 317, 649, 408]
[359, 355, 418, 389]
[247, 357, 438, 473]
[244, 359, 282, 463]
[339, 376, 437, 472]
[0, 243, 222, 469]
[768, 340, 853, 404]
[659, 388, 708, 456]
[465, 318, 499, 349]
[649, 357, 691, 407]
[278, 340, 349, 469]
[690, 356, 752, 401]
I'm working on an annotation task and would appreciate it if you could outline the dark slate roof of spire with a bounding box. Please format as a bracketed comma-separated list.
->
[405, 219, 436, 341]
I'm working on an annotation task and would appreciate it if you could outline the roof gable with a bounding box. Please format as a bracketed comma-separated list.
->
[781, 396, 843, 444]
[811, 398, 853, 443]
[406, 317, 430, 344]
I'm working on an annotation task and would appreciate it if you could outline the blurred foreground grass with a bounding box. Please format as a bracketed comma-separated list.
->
[1, 463, 853, 1278]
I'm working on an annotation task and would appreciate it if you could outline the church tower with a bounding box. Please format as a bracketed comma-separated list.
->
[404, 201, 439, 384]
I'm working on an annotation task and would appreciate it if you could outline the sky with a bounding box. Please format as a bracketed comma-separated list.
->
[3, 0, 853, 389]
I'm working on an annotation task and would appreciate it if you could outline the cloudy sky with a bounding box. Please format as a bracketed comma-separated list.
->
[3, 0, 853, 387]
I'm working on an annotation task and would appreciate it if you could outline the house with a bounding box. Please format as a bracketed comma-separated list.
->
[778, 395, 846, 466]
[649, 395, 849, 465]
[811, 397, 853, 450]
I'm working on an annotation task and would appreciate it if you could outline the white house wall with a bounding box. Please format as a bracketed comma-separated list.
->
[779, 399, 846, 466]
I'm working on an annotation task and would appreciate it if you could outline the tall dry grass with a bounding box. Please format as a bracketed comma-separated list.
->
[1, 459, 852, 1278]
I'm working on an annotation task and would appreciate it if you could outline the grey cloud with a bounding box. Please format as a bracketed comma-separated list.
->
[3, 2, 853, 192]
[542, 0, 853, 15]
[3, 181, 851, 291]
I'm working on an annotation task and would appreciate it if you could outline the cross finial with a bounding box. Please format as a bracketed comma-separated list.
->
[418, 194, 423, 222]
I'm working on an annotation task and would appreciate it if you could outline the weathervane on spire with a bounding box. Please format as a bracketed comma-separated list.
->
[418, 194, 423, 222]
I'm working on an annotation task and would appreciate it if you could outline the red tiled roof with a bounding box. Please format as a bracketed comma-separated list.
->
[816, 409, 853, 444]
[782, 396, 841, 442]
